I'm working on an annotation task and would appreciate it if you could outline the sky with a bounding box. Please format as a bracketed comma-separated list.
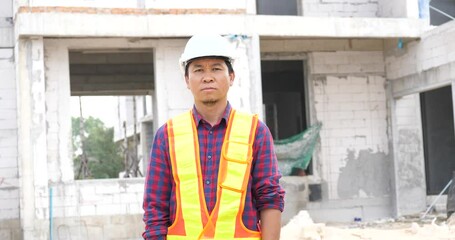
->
[70, 96, 119, 128]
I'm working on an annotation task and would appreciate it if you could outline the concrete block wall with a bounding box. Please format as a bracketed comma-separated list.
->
[309, 51, 390, 200]
[302, 0, 379, 17]
[0, 44, 20, 239]
[48, 179, 144, 218]
[40, 179, 144, 240]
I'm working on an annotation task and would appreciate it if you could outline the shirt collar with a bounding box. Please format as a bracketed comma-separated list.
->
[192, 102, 232, 126]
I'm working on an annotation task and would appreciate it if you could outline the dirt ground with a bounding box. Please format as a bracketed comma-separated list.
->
[280, 211, 455, 240]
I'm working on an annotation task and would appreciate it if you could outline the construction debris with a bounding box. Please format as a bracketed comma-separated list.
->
[280, 211, 455, 240]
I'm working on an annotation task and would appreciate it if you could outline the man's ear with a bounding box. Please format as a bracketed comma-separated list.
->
[229, 72, 235, 86]
[185, 75, 190, 89]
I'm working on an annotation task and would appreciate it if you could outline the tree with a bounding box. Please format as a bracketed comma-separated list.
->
[72, 116, 124, 179]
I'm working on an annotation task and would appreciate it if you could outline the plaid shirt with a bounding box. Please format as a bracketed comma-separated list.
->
[143, 103, 285, 240]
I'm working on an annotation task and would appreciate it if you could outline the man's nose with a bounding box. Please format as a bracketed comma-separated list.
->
[202, 72, 215, 82]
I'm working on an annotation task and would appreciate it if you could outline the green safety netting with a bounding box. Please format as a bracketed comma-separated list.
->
[274, 122, 322, 176]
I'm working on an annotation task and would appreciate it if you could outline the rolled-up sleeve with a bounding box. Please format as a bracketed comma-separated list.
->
[252, 121, 285, 212]
[143, 125, 171, 240]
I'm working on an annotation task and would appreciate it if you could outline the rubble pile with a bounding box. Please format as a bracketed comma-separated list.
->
[280, 211, 455, 240]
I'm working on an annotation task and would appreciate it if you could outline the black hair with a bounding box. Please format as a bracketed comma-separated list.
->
[184, 57, 234, 77]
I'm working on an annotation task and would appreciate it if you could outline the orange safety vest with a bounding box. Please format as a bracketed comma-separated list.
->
[166, 109, 261, 240]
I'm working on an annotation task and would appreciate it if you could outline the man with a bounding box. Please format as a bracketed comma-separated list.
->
[143, 34, 285, 240]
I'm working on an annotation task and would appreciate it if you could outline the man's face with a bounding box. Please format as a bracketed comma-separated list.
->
[185, 57, 235, 106]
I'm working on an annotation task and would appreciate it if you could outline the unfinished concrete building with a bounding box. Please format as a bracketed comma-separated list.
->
[1, 0, 455, 239]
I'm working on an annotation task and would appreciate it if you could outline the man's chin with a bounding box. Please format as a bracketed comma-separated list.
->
[201, 100, 218, 106]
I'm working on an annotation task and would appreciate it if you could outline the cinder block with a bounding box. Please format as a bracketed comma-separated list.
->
[96, 204, 126, 215]
[325, 54, 350, 65]
[120, 193, 140, 203]
[0, 208, 19, 220]
[0, 49, 13, 59]
[95, 184, 120, 194]
[127, 203, 143, 214]
[324, 84, 339, 94]
[358, 3, 378, 12]
[338, 84, 365, 94]
[353, 110, 370, 120]
[313, 64, 338, 74]
[343, 93, 362, 102]
[0, 229, 11, 240]
[327, 76, 349, 84]
[326, 103, 341, 111]
[328, 111, 354, 120]
[361, 63, 385, 73]
[0, 133, 17, 147]
[80, 205, 96, 216]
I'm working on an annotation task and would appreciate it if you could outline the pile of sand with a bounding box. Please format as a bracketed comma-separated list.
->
[281, 211, 455, 240]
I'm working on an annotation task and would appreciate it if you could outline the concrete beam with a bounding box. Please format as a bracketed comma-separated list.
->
[15, 11, 426, 39]
[391, 61, 455, 97]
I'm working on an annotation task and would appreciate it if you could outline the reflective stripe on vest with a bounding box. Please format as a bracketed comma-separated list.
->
[166, 109, 260, 240]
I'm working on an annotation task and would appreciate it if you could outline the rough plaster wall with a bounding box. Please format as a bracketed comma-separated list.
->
[310, 51, 390, 200]
[0, 48, 19, 222]
[392, 94, 426, 215]
[302, 0, 379, 17]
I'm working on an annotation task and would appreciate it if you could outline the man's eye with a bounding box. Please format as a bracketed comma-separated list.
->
[213, 68, 222, 71]
[194, 69, 203, 72]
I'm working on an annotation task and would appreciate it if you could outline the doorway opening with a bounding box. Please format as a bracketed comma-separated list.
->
[261, 60, 311, 175]
[420, 85, 455, 194]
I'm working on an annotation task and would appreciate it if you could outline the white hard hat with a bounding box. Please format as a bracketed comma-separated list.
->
[179, 34, 236, 71]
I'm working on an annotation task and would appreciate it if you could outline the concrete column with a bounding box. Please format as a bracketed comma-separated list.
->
[388, 83, 399, 217]
[390, 94, 426, 216]
[16, 37, 49, 239]
[44, 41, 73, 183]
[153, 39, 190, 128]
[153, 46, 170, 128]
[249, 34, 264, 120]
